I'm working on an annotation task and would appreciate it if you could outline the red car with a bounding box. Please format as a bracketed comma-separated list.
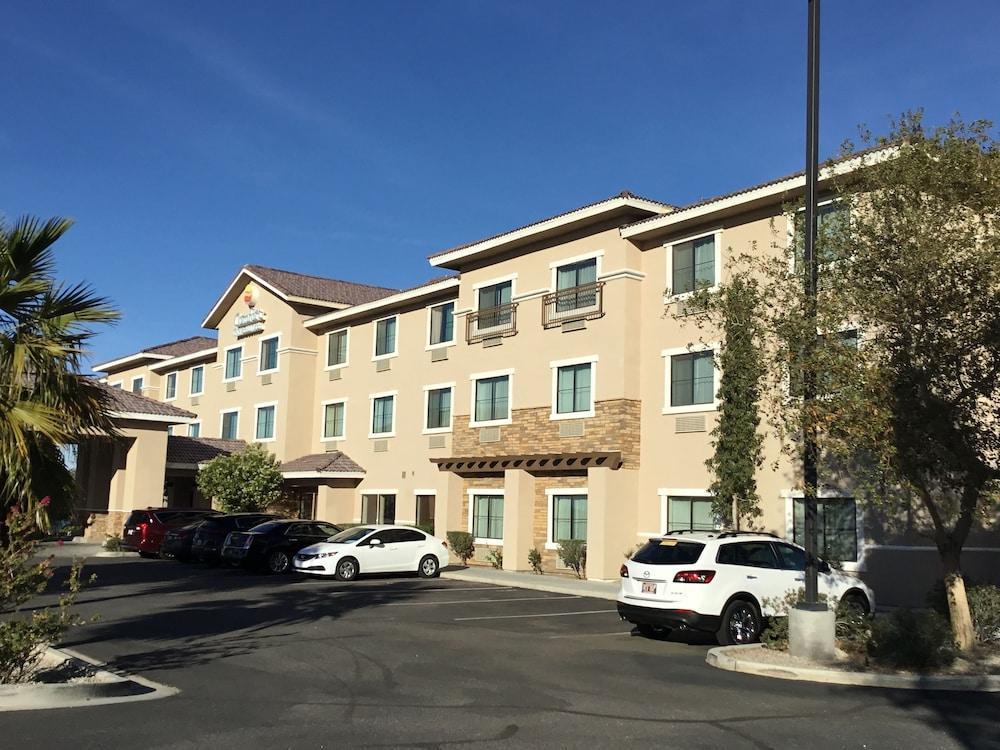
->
[122, 508, 221, 557]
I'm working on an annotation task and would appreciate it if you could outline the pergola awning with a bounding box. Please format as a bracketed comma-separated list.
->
[430, 451, 622, 475]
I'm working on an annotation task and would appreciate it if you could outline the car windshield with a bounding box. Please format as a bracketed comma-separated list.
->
[327, 527, 375, 543]
[631, 539, 705, 565]
[249, 521, 282, 534]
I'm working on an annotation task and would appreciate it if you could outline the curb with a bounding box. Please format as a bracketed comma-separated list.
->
[706, 644, 1000, 692]
[441, 568, 619, 601]
[0, 647, 178, 711]
[94, 551, 140, 558]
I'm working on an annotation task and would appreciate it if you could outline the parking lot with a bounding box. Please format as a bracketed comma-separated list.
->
[7, 553, 1000, 749]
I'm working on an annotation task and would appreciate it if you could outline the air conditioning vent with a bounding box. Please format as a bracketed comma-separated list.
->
[482, 337, 503, 348]
[191, 397, 200, 407]
[561, 319, 586, 333]
[675, 297, 707, 317]
[328, 368, 342, 381]
[430, 348, 448, 362]
[479, 427, 501, 444]
[428, 435, 446, 449]
[260, 373, 272, 385]
[373, 439, 388, 453]
[559, 421, 584, 438]
[324, 441, 341, 452]
[375, 359, 391, 372]
[225, 381, 236, 392]
[675, 415, 707, 433]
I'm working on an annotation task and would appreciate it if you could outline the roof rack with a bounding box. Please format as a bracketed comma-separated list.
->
[664, 529, 718, 535]
[716, 531, 779, 539]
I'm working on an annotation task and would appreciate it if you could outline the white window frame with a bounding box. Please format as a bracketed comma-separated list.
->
[422, 382, 455, 434]
[425, 300, 457, 350]
[664, 229, 723, 302]
[549, 355, 598, 420]
[357, 489, 399, 525]
[469, 368, 514, 428]
[661, 342, 720, 415]
[785, 198, 846, 274]
[320, 398, 348, 442]
[219, 407, 241, 440]
[188, 421, 201, 438]
[108, 380, 123, 389]
[372, 315, 399, 361]
[412, 489, 437, 529]
[163, 372, 177, 401]
[466, 488, 505, 545]
[131, 376, 145, 395]
[549, 250, 604, 291]
[324, 328, 350, 370]
[257, 333, 281, 375]
[781, 489, 866, 573]
[368, 390, 398, 438]
[544, 488, 588, 550]
[253, 401, 278, 443]
[470, 274, 517, 339]
[222, 344, 244, 383]
[656, 488, 718, 535]
[189, 365, 205, 396]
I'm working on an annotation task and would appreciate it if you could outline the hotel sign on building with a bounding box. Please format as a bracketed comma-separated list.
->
[234, 283, 266, 337]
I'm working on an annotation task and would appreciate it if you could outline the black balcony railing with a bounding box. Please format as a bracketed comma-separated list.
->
[542, 281, 605, 328]
[467, 302, 518, 344]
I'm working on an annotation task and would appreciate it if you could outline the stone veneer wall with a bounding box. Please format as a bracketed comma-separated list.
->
[451, 399, 641, 469]
[83, 510, 129, 542]
[461, 476, 504, 565]
[532, 475, 588, 572]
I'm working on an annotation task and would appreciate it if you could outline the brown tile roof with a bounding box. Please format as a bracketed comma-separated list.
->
[244, 264, 399, 306]
[280, 451, 365, 475]
[428, 190, 674, 260]
[166, 436, 247, 465]
[97, 381, 197, 420]
[146, 336, 218, 357]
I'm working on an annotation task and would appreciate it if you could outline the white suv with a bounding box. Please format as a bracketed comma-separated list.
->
[617, 531, 875, 645]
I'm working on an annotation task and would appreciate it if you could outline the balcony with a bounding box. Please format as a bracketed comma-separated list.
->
[466, 302, 518, 344]
[542, 281, 605, 329]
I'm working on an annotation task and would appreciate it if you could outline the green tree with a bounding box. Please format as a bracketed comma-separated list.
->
[0, 216, 119, 530]
[688, 269, 766, 528]
[197, 443, 283, 513]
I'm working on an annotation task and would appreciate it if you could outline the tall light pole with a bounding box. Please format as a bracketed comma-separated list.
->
[801, 0, 822, 606]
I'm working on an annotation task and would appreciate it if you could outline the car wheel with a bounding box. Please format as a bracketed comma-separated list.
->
[267, 550, 291, 574]
[139, 551, 157, 559]
[840, 591, 871, 616]
[418, 555, 439, 579]
[717, 599, 762, 646]
[335, 557, 359, 581]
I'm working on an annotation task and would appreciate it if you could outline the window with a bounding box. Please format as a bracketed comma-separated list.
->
[188, 422, 201, 438]
[794, 201, 851, 267]
[131, 377, 144, 394]
[474, 375, 510, 424]
[255, 404, 276, 441]
[428, 302, 455, 346]
[327, 329, 348, 368]
[632, 540, 705, 565]
[425, 387, 452, 431]
[774, 543, 806, 571]
[416, 494, 435, 534]
[789, 329, 859, 398]
[555, 363, 592, 416]
[476, 281, 513, 329]
[221, 410, 239, 440]
[164, 372, 177, 400]
[110, 382, 123, 389]
[793, 497, 858, 562]
[224, 346, 242, 380]
[322, 401, 346, 440]
[374, 317, 397, 358]
[551, 494, 587, 543]
[671, 235, 716, 295]
[371, 394, 395, 436]
[555, 258, 598, 312]
[668, 496, 719, 532]
[190, 366, 204, 395]
[670, 350, 715, 408]
[717, 542, 779, 568]
[259, 336, 279, 373]
[361, 493, 396, 524]
[472, 494, 504, 541]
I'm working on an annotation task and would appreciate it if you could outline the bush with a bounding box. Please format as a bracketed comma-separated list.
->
[446, 531, 474, 565]
[415, 521, 435, 536]
[557, 540, 586, 579]
[868, 609, 956, 670]
[196, 444, 283, 513]
[102, 534, 122, 552]
[528, 547, 543, 574]
[485, 548, 503, 570]
[968, 584, 1000, 644]
[760, 588, 870, 653]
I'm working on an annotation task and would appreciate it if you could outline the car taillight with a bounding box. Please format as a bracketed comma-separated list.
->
[620, 564, 629, 578]
[673, 570, 716, 584]
[441, 541, 448, 548]
[138, 522, 149, 540]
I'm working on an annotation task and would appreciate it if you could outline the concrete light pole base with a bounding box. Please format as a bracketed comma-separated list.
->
[789, 604, 836, 662]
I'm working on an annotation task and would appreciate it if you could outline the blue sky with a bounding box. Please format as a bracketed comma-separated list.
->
[3, 1, 998, 366]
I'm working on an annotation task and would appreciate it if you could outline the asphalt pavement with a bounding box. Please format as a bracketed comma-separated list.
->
[6, 553, 999, 749]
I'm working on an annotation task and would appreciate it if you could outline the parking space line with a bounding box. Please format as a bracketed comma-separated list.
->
[384, 595, 580, 607]
[329, 586, 516, 595]
[547, 631, 631, 639]
[455, 609, 617, 621]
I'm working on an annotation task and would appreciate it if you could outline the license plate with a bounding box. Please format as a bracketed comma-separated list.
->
[641, 581, 657, 594]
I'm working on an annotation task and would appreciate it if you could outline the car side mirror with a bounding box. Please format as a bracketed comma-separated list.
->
[369, 538, 383, 547]
[819, 560, 831, 574]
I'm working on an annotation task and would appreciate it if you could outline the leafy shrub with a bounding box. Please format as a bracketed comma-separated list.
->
[557, 540, 586, 579]
[102, 534, 122, 552]
[446, 531, 474, 565]
[415, 521, 435, 536]
[485, 548, 503, 570]
[968, 584, 1000, 643]
[528, 547, 543, 574]
[760, 588, 870, 652]
[196, 444, 283, 513]
[868, 609, 956, 670]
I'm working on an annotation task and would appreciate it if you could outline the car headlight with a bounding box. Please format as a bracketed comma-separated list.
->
[318, 551, 339, 558]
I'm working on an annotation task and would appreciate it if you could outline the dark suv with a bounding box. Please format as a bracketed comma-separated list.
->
[190, 513, 280, 563]
[122, 508, 221, 557]
[221, 520, 342, 573]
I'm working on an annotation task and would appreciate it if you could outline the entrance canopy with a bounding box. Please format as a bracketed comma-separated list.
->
[431, 451, 622, 476]
[280, 451, 365, 481]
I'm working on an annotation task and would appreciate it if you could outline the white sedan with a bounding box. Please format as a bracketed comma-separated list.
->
[293, 524, 450, 581]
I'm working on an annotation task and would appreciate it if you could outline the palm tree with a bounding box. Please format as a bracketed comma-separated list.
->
[0, 216, 119, 529]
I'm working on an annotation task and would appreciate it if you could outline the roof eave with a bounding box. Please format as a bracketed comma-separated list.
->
[149, 347, 219, 373]
[281, 471, 366, 480]
[92, 352, 172, 374]
[305, 277, 460, 331]
[109, 411, 197, 425]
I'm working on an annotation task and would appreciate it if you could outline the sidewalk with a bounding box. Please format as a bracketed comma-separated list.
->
[441, 565, 619, 601]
